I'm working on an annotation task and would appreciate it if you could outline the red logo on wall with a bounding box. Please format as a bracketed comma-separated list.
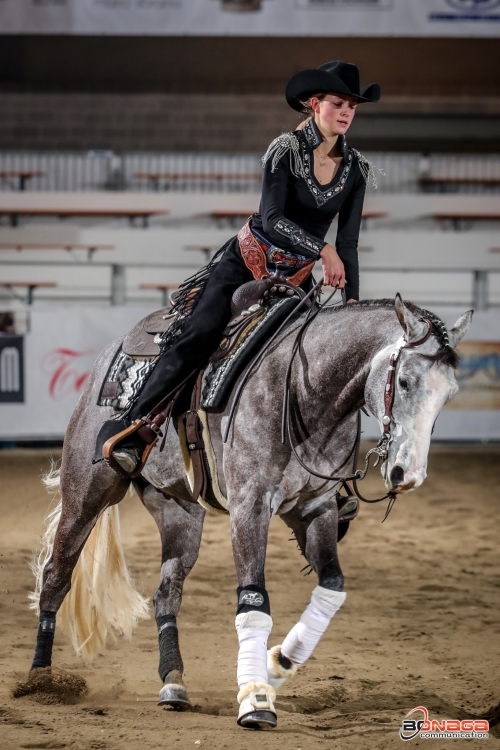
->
[41, 348, 93, 400]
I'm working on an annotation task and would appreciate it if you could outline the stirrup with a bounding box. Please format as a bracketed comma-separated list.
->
[102, 419, 159, 479]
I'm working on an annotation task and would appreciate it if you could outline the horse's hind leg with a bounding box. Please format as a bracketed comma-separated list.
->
[31, 462, 129, 670]
[135, 480, 205, 710]
[268, 493, 346, 690]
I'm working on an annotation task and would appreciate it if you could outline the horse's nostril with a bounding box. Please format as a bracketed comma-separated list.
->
[390, 465, 405, 487]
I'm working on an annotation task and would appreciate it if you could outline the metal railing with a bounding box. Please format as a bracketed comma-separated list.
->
[1, 151, 500, 194]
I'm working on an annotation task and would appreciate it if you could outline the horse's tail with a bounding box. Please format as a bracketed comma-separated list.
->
[30, 464, 150, 659]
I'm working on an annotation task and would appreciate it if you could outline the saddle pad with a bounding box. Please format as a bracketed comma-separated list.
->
[98, 346, 158, 411]
[99, 296, 299, 413]
[202, 297, 297, 409]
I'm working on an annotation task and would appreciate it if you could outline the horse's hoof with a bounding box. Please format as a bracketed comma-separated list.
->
[237, 688, 277, 729]
[158, 683, 191, 711]
[238, 709, 277, 730]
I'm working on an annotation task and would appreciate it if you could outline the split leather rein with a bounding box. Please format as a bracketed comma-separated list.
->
[223, 277, 434, 522]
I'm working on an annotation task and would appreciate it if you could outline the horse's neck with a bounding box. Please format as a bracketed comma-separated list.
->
[301, 307, 399, 422]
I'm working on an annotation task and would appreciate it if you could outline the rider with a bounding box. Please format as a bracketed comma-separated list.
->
[95, 60, 380, 474]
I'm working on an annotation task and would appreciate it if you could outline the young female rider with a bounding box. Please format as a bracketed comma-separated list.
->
[95, 60, 380, 474]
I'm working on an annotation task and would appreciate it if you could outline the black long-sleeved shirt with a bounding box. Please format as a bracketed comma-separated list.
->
[251, 118, 367, 301]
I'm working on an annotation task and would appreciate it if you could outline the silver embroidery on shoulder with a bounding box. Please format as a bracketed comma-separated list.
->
[261, 132, 307, 179]
[352, 149, 384, 190]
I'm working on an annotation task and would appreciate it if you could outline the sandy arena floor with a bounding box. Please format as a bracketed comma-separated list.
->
[1, 444, 499, 749]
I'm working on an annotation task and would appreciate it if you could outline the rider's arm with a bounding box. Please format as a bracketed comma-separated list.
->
[259, 152, 327, 261]
[335, 170, 366, 301]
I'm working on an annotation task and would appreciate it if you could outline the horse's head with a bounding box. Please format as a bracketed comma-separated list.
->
[365, 296, 472, 494]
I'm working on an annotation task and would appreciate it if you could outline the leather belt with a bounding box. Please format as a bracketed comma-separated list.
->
[237, 218, 315, 288]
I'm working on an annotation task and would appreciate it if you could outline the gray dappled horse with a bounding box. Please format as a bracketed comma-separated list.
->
[29, 296, 471, 729]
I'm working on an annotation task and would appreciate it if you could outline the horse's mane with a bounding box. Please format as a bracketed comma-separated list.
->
[320, 298, 459, 368]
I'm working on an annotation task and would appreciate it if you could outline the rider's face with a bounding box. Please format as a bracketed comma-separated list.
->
[312, 94, 357, 138]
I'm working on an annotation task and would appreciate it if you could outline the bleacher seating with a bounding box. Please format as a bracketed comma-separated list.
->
[0, 154, 499, 312]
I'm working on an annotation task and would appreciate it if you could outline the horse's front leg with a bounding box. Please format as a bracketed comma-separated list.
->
[229, 491, 277, 730]
[270, 492, 346, 690]
[137, 481, 205, 710]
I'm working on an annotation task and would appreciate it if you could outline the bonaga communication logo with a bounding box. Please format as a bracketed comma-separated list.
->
[446, 0, 500, 10]
[400, 706, 489, 741]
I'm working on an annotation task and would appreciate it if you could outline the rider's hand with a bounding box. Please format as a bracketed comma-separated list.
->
[320, 244, 346, 288]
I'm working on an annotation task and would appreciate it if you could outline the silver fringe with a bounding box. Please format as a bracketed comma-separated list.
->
[352, 149, 385, 190]
[261, 132, 307, 178]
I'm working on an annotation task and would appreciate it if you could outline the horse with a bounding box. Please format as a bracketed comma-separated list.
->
[28, 295, 471, 729]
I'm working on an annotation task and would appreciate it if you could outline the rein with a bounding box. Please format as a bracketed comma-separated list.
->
[222, 273, 435, 521]
[281, 295, 434, 520]
[223, 277, 325, 444]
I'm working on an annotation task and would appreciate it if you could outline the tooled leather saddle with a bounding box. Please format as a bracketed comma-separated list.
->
[122, 308, 176, 358]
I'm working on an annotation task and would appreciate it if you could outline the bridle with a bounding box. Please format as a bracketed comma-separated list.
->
[348, 316, 433, 518]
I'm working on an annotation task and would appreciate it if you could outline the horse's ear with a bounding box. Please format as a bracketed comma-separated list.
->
[394, 293, 428, 343]
[448, 310, 473, 349]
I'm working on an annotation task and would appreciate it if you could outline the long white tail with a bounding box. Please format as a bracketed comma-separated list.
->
[30, 466, 150, 659]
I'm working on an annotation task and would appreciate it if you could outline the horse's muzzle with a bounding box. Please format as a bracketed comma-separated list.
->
[389, 464, 405, 489]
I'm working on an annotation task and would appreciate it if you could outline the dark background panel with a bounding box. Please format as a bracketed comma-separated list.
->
[0, 35, 499, 152]
[1, 35, 499, 95]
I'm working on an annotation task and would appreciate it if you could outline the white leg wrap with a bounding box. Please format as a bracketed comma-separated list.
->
[281, 586, 346, 665]
[235, 611, 273, 689]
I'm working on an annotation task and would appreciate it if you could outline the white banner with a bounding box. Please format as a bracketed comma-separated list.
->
[0, 0, 499, 37]
[0, 306, 499, 441]
[0, 307, 155, 440]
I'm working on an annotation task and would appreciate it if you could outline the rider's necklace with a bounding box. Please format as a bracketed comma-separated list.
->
[316, 150, 330, 168]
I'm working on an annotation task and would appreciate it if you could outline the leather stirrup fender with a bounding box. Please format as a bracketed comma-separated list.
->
[185, 371, 209, 502]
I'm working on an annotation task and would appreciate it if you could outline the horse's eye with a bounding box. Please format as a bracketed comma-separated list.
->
[399, 378, 409, 391]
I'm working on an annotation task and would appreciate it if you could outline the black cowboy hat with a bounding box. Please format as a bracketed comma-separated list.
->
[285, 60, 380, 112]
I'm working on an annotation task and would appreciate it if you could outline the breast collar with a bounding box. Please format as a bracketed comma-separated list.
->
[297, 119, 353, 208]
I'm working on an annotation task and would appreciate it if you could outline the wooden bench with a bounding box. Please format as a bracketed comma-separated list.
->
[0, 242, 114, 261]
[140, 283, 179, 306]
[0, 170, 45, 191]
[0, 208, 167, 228]
[0, 281, 56, 305]
[209, 210, 255, 228]
[184, 245, 221, 261]
[210, 209, 388, 230]
[134, 172, 262, 191]
[432, 211, 500, 230]
[420, 176, 500, 193]
[360, 210, 388, 230]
